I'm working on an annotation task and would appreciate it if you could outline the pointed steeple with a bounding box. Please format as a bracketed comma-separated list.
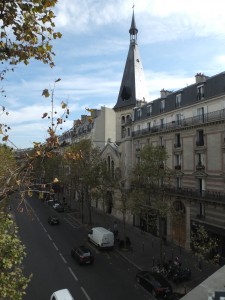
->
[114, 10, 149, 111]
[129, 10, 138, 42]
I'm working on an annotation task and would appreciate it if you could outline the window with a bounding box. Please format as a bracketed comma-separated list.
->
[111, 160, 114, 178]
[147, 122, 151, 131]
[121, 126, 126, 138]
[175, 133, 181, 147]
[137, 109, 142, 120]
[197, 107, 205, 122]
[137, 125, 141, 134]
[198, 202, 205, 218]
[121, 116, 125, 124]
[127, 127, 130, 136]
[159, 136, 164, 146]
[175, 94, 182, 107]
[126, 115, 131, 122]
[176, 114, 182, 125]
[160, 100, 165, 112]
[176, 177, 181, 189]
[175, 154, 181, 167]
[197, 85, 205, 100]
[196, 130, 204, 146]
[147, 105, 152, 116]
[198, 178, 205, 196]
[160, 118, 164, 129]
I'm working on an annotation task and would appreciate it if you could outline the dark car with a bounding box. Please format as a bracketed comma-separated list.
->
[163, 292, 186, 300]
[54, 204, 65, 212]
[71, 245, 94, 265]
[136, 271, 172, 298]
[48, 215, 60, 225]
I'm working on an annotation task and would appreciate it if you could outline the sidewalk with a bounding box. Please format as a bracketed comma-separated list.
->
[68, 205, 219, 295]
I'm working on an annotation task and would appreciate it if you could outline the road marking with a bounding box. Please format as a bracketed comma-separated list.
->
[59, 253, 67, 264]
[81, 287, 91, 300]
[64, 215, 80, 229]
[43, 227, 47, 232]
[47, 234, 52, 241]
[68, 267, 78, 281]
[53, 242, 58, 251]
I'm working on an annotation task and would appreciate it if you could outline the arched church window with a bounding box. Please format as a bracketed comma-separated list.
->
[111, 160, 114, 178]
[121, 116, 125, 124]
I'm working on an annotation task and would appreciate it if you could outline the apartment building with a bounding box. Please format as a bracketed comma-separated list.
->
[131, 72, 225, 255]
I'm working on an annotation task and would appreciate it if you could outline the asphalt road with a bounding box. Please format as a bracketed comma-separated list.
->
[12, 195, 152, 300]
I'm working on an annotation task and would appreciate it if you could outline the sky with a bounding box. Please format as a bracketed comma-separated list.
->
[2, 0, 225, 149]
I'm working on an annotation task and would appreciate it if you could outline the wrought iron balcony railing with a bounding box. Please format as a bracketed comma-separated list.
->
[132, 108, 225, 137]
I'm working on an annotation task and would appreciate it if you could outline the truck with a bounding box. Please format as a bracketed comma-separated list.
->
[88, 227, 114, 249]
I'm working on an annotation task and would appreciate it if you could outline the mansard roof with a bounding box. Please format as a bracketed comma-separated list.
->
[133, 71, 225, 121]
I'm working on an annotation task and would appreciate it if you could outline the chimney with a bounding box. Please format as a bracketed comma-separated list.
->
[160, 89, 172, 98]
[195, 73, 207, 84]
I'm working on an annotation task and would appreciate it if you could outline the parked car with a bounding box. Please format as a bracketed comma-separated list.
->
[47, 199, 56, 206]
[54, 204, 65, 212]
[48, 215, 60, 225]
[163, 292, 186, 299]
[50, 289, 74, 300]
[136, 271, 172, 298]
[71, 245, 94, 265]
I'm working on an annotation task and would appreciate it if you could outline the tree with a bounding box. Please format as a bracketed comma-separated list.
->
[130, 144, 174, 265]
[0, 212, 31, 300]
[0, 0, 61, 68]
[63, 140, 104, 225]
[191, 224, 219, 269]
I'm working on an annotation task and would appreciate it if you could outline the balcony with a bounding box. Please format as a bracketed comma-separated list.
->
[196, 214, 205, 220]
[174, 143, 181, 148]
[196, 164, 205, 171]
[164, 186, 225, 204]
[196, 141, 204, 147]
[132, 108, 225, 138]
[175, 165, 181, 170]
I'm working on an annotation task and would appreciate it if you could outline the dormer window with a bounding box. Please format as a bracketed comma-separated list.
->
[197, 85, 205, 100]
[147, 104, 152, 117]
[176, 94, 182, 107]
[160, 100, 165, 113]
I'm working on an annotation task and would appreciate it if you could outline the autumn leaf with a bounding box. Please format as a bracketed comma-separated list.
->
[42, 112, 48, 119]
[42, 89, 50, 97]
[2, 135, 9, 141]
[61, 101, 67, 109]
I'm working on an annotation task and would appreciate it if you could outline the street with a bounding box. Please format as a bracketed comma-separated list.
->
[12, 196, 151, 300]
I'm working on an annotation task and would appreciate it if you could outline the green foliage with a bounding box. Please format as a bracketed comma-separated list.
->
[0, 213, 31, 299]
[0, 144, 17, 188]
[191, 224, 219, 264]
[0, 0, 61, 68]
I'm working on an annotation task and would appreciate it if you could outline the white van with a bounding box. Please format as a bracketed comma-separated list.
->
[50, 289, 74, 300]
[88, 227, 114, 249]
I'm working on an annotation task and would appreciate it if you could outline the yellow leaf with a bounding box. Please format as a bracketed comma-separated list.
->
[61, 101, 67, 109]
[42, 89, 50, 97]
[2, 135, 8, 141]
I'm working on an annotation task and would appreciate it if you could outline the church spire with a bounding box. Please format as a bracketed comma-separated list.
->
[114, 9, 149, 111]
[129, 8, 138, 42]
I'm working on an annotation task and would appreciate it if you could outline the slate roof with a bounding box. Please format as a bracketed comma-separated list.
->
[114, 12, 150, 111]
[133, 71, 225, 121]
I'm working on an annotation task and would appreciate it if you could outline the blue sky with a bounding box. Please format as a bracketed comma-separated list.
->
[2, 0, 225, 149]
